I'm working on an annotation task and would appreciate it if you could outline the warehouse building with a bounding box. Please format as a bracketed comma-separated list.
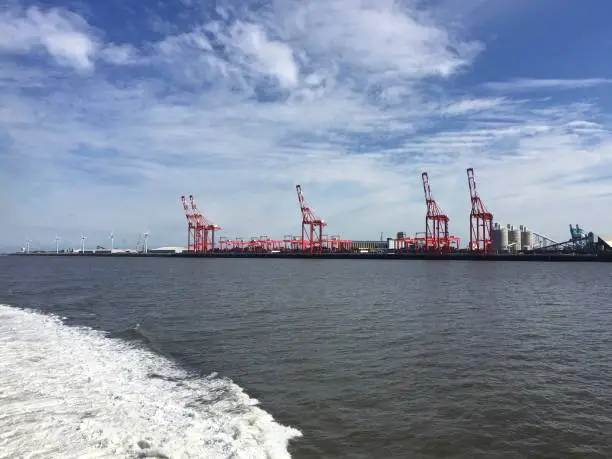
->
[350, 240, 389, 252]
[148, 246, 186, 254]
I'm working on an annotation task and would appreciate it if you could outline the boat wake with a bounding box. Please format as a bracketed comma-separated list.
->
[0, 304, 301, 458]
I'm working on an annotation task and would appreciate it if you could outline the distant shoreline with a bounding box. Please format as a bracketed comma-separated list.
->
[7, 251, 612, 262]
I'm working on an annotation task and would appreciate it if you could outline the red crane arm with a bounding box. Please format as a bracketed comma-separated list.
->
[467, 167, 478, 200]
[296, 184, 320, 224]
[181, 195, 196, 226]
[422, 172, 446, 218]
[466, 167, 494, 253]
[467, 168, 490, 214]
[422, 172, 433, 204]
[189, 195, 209, 226]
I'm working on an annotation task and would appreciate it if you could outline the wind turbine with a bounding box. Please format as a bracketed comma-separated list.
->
[80, 234, 87, 254]
[55, 235, 60, 254]
[25, 238, 31, 254]
[143, 231, 150, 254]
[109, 232, 115, 253]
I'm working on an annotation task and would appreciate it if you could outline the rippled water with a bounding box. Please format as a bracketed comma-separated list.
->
[1, 256, 612, 458]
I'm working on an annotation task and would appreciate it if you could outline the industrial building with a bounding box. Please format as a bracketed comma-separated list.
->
[493, 223, 534, 252]
[148, 246, 186, 254]
[350, 240, 390, 252]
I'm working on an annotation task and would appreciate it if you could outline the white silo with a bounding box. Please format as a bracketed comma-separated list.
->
[521, 226, 533, 251]
[493, 223, 500, 251]
[493, 223, 508, 252]
[507, 225, 521, 252]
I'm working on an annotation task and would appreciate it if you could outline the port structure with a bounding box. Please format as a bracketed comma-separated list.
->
[180, 195, 221, 252]
[218, 235, 300, 252]
[190, 195, 221, 252]
[184, 186, 349, 254]
[296, 184, 326, 253]
[527, 224, 602, 254]
[422, 172, 451, 252]
[467, 167, 494, 254]
[180, 195, 197, 252]
[393, 174, 460, 252]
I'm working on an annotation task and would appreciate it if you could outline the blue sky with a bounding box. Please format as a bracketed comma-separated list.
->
[2, 0, 612, 251]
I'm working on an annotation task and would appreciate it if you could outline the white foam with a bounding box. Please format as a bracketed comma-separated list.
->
[0, 304, 302, 459]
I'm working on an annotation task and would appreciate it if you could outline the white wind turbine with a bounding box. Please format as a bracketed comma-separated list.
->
[55, 235, 60, 254]
[80, 234, 87, 254]
[109, 231, 115, 253]
[143, 231, 150, 254]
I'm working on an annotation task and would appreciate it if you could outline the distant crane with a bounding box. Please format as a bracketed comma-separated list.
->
[467, 167, 493, 254]
[190, 195, 206, 252]
[530, 226, 596, 254]
[422, 172, 449, 251]
[180, 195, 196, 252]
[569, 224, 595, 252]
[296, 184, 327, 253]
[187, 195, 221, 252]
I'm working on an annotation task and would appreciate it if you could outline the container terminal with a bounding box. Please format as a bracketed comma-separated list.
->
[12, 168, 612, 262]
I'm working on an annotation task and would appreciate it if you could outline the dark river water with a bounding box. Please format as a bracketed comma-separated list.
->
[1, 256, 611, 458]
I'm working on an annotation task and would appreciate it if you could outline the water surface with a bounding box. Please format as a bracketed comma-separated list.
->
[1, 256, 611, 458]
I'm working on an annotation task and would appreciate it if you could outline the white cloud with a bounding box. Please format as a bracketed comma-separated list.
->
[100, 43, 138, 65]
[226, 21, 300, 89]
[0, 6, 140, 70]
[278, 0, 482, 81]
[0, 6, 97, 70]
[485, 78, 612, 92]
[2, 1, 612, 251]
[441, 97, 506, 115]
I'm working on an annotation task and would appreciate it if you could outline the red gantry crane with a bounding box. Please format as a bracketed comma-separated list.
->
[422, 172, 450, 252]
[180, 195, 197, 252]
[296, 184, 327, 253]
[467, 167, 493, 254]
[186, 194, 221, 253]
